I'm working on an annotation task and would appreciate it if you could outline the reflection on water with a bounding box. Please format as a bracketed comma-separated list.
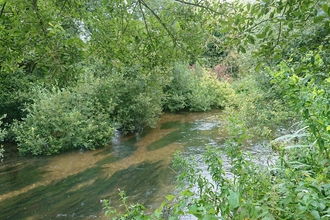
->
[0, 111, 224, 219]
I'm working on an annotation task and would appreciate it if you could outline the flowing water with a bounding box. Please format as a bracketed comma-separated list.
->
[0, 111, 272, 219]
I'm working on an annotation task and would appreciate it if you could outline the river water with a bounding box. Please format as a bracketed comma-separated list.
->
[0, 111, 272, 219]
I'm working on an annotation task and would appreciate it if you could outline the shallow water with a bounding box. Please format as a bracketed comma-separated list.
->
[0, 111, 227, 219]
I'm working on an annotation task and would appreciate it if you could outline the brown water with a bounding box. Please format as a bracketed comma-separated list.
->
[0, 111, 226, 219]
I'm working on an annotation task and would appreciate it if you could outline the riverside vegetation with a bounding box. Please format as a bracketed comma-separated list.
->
[1, 0, 330, 219]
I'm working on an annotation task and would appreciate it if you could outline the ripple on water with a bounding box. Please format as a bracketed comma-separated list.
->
[0, 110, 238, 219]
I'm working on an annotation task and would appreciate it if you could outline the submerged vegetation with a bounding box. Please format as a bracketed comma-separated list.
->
[1, 0, 330, 219]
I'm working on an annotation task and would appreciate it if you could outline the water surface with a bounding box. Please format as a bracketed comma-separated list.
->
[0, 111, 225, 219]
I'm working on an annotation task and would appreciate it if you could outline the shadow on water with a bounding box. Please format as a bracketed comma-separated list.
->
[0, 161, 174, 220]
[0, 159, 48, 195]
[0, 110, 224, 219]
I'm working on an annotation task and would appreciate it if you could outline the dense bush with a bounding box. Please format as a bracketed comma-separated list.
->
[103, 66, 164, 133]
[268, 52, 330, 157]
[164, 63, 235, 112]
[222, 70, 297, 139]
[11, 66, 166, 155]
[0, 70, 33, 126]
[12, 76, 116, 155]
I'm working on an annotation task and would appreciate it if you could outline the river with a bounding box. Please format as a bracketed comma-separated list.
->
[0, 111, 272, 219]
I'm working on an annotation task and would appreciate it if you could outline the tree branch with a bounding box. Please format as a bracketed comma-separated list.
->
[138, 1, 155, 50]
[174, 0, 221, 15]
[121, 1, 139, 35]
[0, 2, 6, 19]
[270, 1, 288, 52]
[138, 0, 177, 46]
[32, 0, 46, 35]
[59, 0, 68, 16]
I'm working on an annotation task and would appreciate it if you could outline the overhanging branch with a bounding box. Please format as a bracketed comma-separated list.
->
[138, 1, 155, 50]
[138, 0, 177, 46]
[174, 0, 221, 15]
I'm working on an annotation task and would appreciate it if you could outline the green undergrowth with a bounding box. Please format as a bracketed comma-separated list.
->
[163, 63, 236, 112]
[102, 126, 330, 219]
[10, 62, 234, 156]
[222, 69, 297, 140]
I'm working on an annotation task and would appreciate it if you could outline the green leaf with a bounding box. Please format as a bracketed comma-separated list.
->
[288, 22, 293, 29]
[326, 125, 330, 132]
[256, 33, 265, 38]
[228, 190, 240, 209]
[239, 46, 246, 53]
[181, 189, 194, 197]
[248, 35, 255, 44]
[322, 4, 329, 14]
[166, 194, 176, 201]
[255, 63, 262, 72]
[310, 210, 320, 219]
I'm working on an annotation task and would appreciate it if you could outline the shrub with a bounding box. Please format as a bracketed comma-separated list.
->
[12, 76, 115, 155]
[11, 66, 166, 154]
[164, 63, 235, 112]
[102, 66, 164, 133]
[223, 71, 297, 139]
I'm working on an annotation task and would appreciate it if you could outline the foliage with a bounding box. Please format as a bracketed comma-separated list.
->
[101, 189, 153, 220]
[0, 70, 33, 126]
[11, 76, 115, 155]
[0, 0, 86, 85]
[101, 126, 330, 219]
[170, 128, 330, 219]
[0, 115, 7, 162]
[164, 63, 236, 112]
[0, 0, 87, 124]
[267, 51, 330, 156]
[11, 65, 166, 154]
[96, 65, 164, 133]
[221, 70, 296, 139]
